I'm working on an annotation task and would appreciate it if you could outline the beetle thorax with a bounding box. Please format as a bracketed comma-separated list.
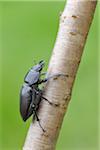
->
[24, 70, 40, 86]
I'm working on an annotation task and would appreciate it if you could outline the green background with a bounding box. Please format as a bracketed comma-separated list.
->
[0, 1, 99, 150]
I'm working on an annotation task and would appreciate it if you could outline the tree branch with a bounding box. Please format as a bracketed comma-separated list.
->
[23, 0, 97, 150]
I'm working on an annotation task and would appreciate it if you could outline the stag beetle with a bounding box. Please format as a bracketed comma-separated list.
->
[20, 60, 67, 132]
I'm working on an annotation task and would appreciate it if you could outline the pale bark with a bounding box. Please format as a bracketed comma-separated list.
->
[23, 0, 97, 150]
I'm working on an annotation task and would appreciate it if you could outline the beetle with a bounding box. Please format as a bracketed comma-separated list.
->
[20, 60, 58, 132]
[20, 60, 67, 132]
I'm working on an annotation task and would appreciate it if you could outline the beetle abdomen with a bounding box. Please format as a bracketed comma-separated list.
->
[20, 84, 32, 121]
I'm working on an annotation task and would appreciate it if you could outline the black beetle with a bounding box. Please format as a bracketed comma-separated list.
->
[20, 60, 57, 131]
[20, 60, 67, 132]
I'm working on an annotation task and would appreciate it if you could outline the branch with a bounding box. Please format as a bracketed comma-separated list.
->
[23, 0, 97, 150]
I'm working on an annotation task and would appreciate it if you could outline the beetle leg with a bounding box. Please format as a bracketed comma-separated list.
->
[34, 110, 45, 132]
[40, 72, 47, 76]
[41, 96, 53, 105]
[39, 73, 68, 84]
[41, 96, 59, 106]
[33, 88, 59, 106]
[33, 88, 51, 104]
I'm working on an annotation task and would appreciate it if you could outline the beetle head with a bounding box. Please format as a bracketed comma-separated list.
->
[32, 60, 45, 72]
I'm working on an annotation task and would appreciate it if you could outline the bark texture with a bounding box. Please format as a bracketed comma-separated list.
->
[23, 0, 97, 150]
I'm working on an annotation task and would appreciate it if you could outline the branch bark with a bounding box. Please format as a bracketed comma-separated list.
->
[23, 0, 97, 150]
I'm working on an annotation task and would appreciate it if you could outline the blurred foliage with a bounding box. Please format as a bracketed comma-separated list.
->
[0, 1, 99, 150]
